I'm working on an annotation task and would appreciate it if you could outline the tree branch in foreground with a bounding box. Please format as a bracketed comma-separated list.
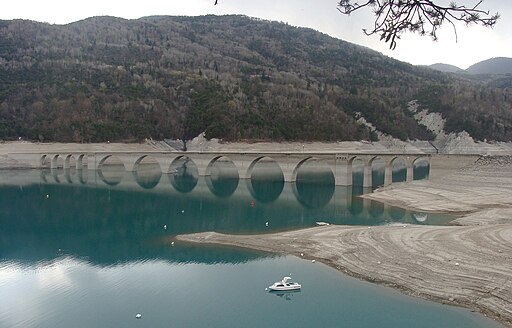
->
[337, 0, 500, 49]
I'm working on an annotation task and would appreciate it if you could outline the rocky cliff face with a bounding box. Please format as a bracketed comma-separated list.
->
[406, 100, 512, 154]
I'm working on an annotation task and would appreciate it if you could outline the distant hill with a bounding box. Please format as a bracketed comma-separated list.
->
[429, 63, 463, 73]
[1, 16, 512, 143]
[466, 57, 512, 75]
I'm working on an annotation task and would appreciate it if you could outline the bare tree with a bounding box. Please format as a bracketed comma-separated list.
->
[337, 0, 499, 49]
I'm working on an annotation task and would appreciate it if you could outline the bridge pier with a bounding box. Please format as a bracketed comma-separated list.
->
[384, 162, 393, 186]
[363, 161, 373, 188]
[333, 155, 351, 186]
[406, 164, 414, 182]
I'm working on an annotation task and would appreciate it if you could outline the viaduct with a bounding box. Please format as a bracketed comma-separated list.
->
[9, 151, 433, 187]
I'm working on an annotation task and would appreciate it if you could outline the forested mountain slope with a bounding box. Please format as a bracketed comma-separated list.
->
[0, 15, 511, 142]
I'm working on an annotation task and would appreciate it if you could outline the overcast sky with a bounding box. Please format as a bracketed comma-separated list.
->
[2, 0, 511, 69]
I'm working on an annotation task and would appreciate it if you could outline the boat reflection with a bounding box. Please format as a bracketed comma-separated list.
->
[269, 289, 301, 301]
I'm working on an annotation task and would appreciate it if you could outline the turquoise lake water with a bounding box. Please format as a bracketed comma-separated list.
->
[0, 167, 502, 328]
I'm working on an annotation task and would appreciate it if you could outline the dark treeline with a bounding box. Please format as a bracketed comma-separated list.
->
[0, 15, 511, 142]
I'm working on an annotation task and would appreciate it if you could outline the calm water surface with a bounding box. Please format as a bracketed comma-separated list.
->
[0, 166, 502, 328]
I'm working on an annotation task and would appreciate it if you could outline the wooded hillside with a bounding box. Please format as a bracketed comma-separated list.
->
[0, 15, 511, 142]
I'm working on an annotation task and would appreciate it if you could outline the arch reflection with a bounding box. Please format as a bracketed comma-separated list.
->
[169, 157, 198, 193]
[294, 160, 334, 209]
[133, 169, 162, 189]
[64, 168, 73, 184]
[248, 157, 284, 203]
[133, 158, 162, 189]
[98, 169, 123, 186]
[369, 199, 384, 218]
[78, 169, 88, 184]
[51, 168, 61, 183]
[97, 156, 125, 186]
[389, 206, 406, 221]
[205, 156, 239, 198]
[350, 196, 364, 216]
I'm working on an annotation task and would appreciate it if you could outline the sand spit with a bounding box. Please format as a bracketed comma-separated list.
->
[177, 224, 512, 326]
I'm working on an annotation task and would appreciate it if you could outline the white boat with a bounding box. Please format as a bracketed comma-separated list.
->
[268, 276, 301, 291]
[316, 221, 330, 226]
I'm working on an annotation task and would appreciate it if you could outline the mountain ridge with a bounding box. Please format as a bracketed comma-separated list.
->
[0, 15, 511, 143]
[429, 57, 512, 75]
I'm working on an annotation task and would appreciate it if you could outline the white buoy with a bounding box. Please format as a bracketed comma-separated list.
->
[311, 260, 316, 263]
[163, 224, 167, 230]
[171, 241, 175, 246]
[135, 313, 142, 319]
[181, 210, 185, 213]
[46, 194, 49, 199]
[265, 222, 269, 227]
[300, 253, 304, 257]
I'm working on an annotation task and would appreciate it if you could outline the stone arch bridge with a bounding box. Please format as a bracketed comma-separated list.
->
[13, 151, 430, 187]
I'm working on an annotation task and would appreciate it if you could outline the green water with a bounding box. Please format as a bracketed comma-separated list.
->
[0, 168, 501, 328]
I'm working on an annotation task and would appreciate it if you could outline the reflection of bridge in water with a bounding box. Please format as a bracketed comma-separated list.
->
[34, 167, 445, 226]
[12, 151, 432, 187]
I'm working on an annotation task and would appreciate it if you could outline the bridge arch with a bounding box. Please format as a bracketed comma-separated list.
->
[76, 154, 87, 170]
[368, 156, 386, 188]
[40, 155, 50, 168]
[412, 156, 430, 180]
[132, 156, 162, 189]
[204, 156, 239, 197]
[205, 155, 239, 179]
[292, 157, 335, 183]
[247, 156, 284, 181]
[168, 156, 198, 193]
[246, 156, 284, 203]
[291, 157, 335, 208]
[384, 156, 408, 186]
[64, 154, 76, 170]
[98, 155, 125, 171]
[292, 156, 315, 181]
[133, 155, 149, 172]
[51, 154, 63, 169]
